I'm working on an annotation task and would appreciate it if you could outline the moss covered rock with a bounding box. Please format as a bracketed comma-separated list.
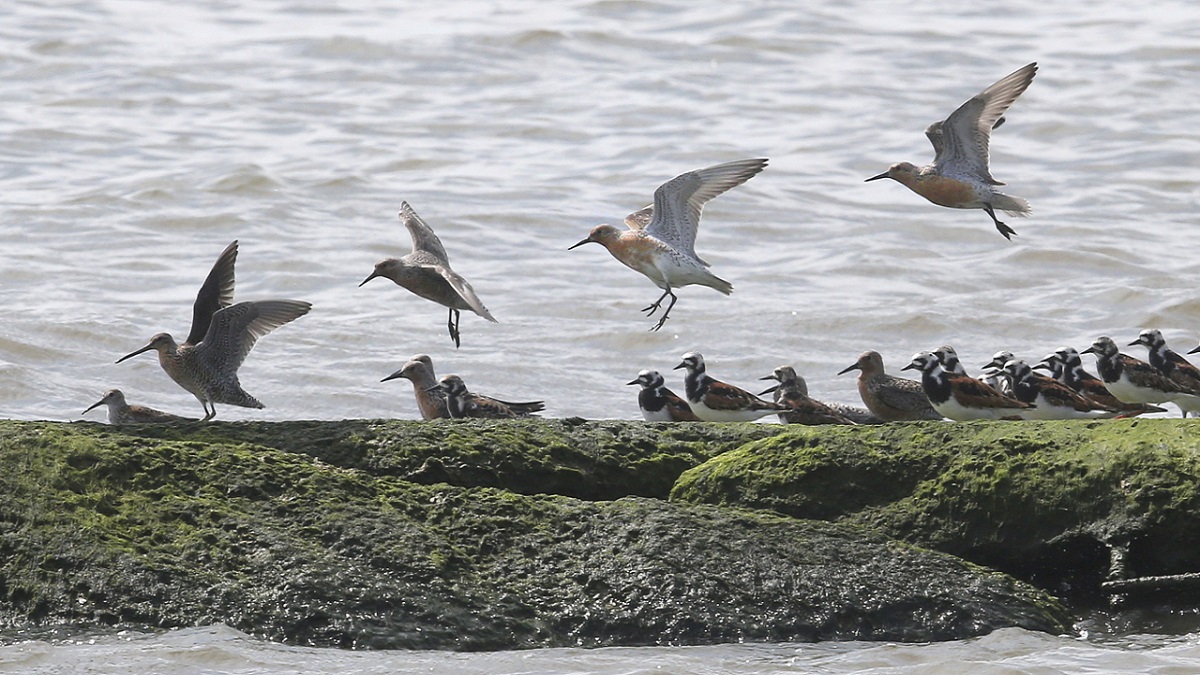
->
[0, 420, 1068, 648]
[671, 419, 1200, 600]
[113, 418, 785, 500]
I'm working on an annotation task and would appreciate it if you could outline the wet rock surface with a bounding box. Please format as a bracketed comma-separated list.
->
[0, 419, 1074, 648]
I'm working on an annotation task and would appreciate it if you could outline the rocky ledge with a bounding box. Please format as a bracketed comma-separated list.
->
[2, 418, 1148, 649]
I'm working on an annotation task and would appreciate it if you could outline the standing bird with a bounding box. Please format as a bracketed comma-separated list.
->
[1034, 347, 1164, 417]
[380, 354, 448, 420]
[866, 62, 1037, 239]
[673, 352, 787, 422]
[430, 374, 543, 419]
[1082, 336, 1187, 410]
[381, 355, 544, 420]
[117, 241, 311, 421]
[1001, 359, 1117, 419]
[569, 158, 768, 331]
[933, 345, 967, 375]
[981, 350, 1016, 396]
[82, 389, 193, 425]
[902, 350, 1032, 421]
[1128, 329, 1200, 417]
[759, 366, 857, 425]
[360, 202, 497, 348]
[627, 369, 701, 422]
[838, 350, 942, 421]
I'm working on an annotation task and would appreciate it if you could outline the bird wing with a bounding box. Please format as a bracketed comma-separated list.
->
[644, 158, 767, 262]
[1121, 355, 1185, 393]
[400, 201, 451, 265]
[875, 377, 935, 412]
[196, 300, 311, 373]
[624, 205, 654, 230]
[703, 379, 785, 412]
[1167, 352, 1200, 393]
[951, 374, 1031, 409]
[932, 62, 1037, 185]
[186, 240, 238, 346]
[434, 265, 498, 322]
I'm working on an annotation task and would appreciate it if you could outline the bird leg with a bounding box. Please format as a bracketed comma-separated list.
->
[447, 308, 461, 349]
[642, 287, 673, 316]
[648, 290, 678, 332]
[202, 401, 216, 422]
[983, 204, 1017, 240]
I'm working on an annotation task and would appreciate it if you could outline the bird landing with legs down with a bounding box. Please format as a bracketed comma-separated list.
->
[117, 241, 311, 421]
[866, 62, 1037, 240]
[570, 158, 767, 331]
[361, 202, 498, 348]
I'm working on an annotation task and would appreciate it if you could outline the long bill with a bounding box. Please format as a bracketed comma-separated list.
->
[757, 384, 780, 397]
[864, 171, 890, 182]
[567, 237, 594, 251]
[836, 363, 860, 375]
[358, 271, 380, 287]
[116, 343, 156, 364]
[82, 399, 105, 414]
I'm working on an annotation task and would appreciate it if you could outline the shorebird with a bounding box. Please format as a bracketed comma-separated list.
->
[981, 350, 1016, 396]
[381, 355, 544, 420]
[1034, 347, 1164, 417]
[1082, 336, 1189, 410]
[429, 374, 543, 419]
[569, 158, 768, 331]
[82, 389, 193, 425]
[759, 366, 857, 425]
[117, 241, 311, 421]
[902, 351, 1032, 421]
[673, 352, 787, 422]
[1001, 359, 1116, 419]
[380, 354, 448, 420]
[360, 202, 497, 348]
[1128, 329, 1200, 417]
[627, 369, 701, 422]
[933, 345, 967, 375]
[838, 350, 942, 421]
[866, 62, 1037, 239]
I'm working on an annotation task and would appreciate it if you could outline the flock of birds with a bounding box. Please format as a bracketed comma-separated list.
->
[76, 61, 1200, 425]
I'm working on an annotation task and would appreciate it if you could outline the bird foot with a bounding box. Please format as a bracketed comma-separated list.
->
[995, 221, 1018, 240]
[649, 314, 670, 332]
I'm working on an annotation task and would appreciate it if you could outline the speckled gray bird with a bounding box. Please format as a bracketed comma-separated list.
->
[82, 388, 193, 424]
[360, 202, 497, 348]
[838, 350, 942, 421]
[117, 241, 311, 421]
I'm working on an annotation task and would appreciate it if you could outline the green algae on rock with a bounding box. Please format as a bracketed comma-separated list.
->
[101, 418, 786, 500]
[671, 419, 1200, 601]
[0, 420, 1068, 649]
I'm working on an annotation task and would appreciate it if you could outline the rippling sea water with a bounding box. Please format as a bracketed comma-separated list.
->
[3, 0, 1199, 670]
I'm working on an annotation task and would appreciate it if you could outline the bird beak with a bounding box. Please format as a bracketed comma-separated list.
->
[758, 385, 779, 396]
[673, 362, 687, 370]
[380, 368, 405, 383]
[82, 400, 104, 415]
[836, 363, 860, 376]
[1080, 346, 1096, 355]
[358, 271, 380, 287]
[625, 379, 640, 386]
[1031, 361, 1051, 371]
[567, 236, 594, 251]
[758, 374, 779, 381]
[1127, 339, 1142, 347]
[1189, 345, 1200, 355]
[116, 343, 155, 364]
[424, 384, 444, 393]
[900, 362, 917, 371]
[864, 171, 890, 182]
